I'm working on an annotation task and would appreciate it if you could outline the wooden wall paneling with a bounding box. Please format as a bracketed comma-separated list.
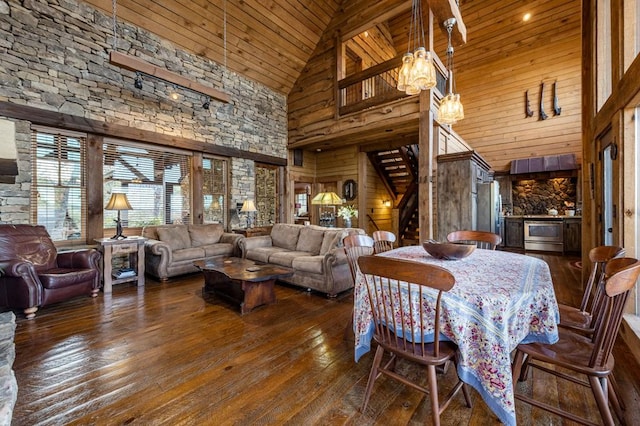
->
[86, 135, 104, 242]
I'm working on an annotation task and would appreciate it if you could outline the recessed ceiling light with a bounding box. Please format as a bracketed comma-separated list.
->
[523, 13, 532, 22]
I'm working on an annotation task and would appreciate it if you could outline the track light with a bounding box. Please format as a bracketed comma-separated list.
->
[134, 72, 143, 90]
[202, 96, 211, 110]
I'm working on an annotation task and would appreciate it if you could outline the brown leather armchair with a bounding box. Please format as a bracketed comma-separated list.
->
[0, 224, 101, 319]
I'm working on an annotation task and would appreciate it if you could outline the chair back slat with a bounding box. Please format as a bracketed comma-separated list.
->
[580, 245, 625, 312]
[358, 255, 454, 359]
[372, 230, 397, 254]
[587, 257, 640, 367]
[343, 235, 374, 281]
[446, 230, 501, 250]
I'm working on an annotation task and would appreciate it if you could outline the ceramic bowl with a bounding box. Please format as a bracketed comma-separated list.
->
[422, 240, 476, 260]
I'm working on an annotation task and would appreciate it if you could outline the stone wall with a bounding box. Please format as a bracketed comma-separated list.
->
[0, 312, 17, 426]
[512, 178, 577, 215]
[0, 0, 287, 224]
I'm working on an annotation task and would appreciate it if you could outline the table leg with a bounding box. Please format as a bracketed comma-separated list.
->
[103, 245, 113, 293]
[240, 279, 276, 315]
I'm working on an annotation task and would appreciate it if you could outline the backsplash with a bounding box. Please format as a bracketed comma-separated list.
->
[512, 178, 577, 215]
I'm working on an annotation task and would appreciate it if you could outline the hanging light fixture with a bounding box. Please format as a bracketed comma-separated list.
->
[397, 0, 437, 95]
[437, 18, 465, 125]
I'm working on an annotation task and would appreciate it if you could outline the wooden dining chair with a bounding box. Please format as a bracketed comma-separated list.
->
[342, 235, 374, 343]
[446, 230, 501, 250]
[512, 257, 640, 426]
[558, 245, 625, 335]
[357, 255, 472, 425]
[343, 234, 375, 282]
[372, 230, 396, 254]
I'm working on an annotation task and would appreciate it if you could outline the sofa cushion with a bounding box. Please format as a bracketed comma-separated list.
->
[156, 226, 191, 251]
[245, 246, 283, 263]
[269, 251, 313, 268]
[172, 247, 205, 262]
[291, 255, 324, 274]
[202, 243, 234, 257]
[188, 224, 224, 247]
[271, 224, 300, 251]
[320, 229, 345, 255]
[295, 227, 325, 255]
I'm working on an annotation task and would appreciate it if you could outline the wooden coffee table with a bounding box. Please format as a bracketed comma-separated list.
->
[194, 257, 293, 314]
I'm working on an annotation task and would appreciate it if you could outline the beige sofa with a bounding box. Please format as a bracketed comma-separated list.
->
[142, 224, 242, 281]
[238, 223, 365, 297]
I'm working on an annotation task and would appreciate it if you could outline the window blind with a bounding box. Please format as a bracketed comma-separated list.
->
[103, 139, 192, 228]
[31, 127, 87, 245]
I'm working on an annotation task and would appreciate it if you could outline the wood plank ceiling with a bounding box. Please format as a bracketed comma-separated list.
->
[84, 0, 342, 95]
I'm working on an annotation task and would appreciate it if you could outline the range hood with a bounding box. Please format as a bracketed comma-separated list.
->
[510, 153, 577, 175]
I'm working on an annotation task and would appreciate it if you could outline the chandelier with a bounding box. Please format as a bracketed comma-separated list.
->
[397, 0, 437, 95]
[437, 18, 465, 125]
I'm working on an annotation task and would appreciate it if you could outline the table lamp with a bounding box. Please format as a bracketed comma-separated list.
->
[105, 192, 133, 239]
[240, 199, 257, 228]
[311, 191, 342, 227]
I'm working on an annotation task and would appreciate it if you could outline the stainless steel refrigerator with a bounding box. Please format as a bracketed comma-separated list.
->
[477, 181, 501, 234]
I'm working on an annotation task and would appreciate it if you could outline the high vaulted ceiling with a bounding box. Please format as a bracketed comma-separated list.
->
[84, 0, 465, 95]
[85, 0, 342, 94]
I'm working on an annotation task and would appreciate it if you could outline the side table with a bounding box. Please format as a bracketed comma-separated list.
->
[232, 226, 273, 238]
[95, 237, 146, 293]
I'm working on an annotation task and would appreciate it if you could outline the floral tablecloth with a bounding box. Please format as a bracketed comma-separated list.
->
[353, 246, 559, 426]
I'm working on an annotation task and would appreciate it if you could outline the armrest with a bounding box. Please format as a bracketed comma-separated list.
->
[0, 260, 38, 278]
[57, 249, 101, 270]
[220, 233, 243, 257]
[324, 247, 348, 265]
[238, 235, 272, 258]
[145, 239, 171, 258]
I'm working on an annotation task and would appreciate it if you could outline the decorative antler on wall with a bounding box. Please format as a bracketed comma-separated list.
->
[553, 81, 561, 116]
[538, 82, 548, 120]
[525, 91, 534, 118]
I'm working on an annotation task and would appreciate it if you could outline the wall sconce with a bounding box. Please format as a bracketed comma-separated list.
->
[383, 199, 392, 208]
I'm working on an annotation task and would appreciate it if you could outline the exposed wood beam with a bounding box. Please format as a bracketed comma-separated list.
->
[109, 51, 230, 104]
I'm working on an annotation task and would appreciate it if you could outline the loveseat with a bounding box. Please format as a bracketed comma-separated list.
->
[238, 223, 365, 297]
[142, 224, 242, 281]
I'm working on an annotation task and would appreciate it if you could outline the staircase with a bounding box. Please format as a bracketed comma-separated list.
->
[367, 145, 419, 245]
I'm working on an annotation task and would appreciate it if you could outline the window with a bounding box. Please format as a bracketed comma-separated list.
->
[202, 156, 228, 224]
[103, 139, 192, 229]
[31, 127, 87, 244]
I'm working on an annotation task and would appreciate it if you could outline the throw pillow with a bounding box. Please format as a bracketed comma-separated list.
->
[188, 224, 223, 247]
[296, 227, 325, 255]
[271, 224, 300, 251]
[156, 226, 191, 251]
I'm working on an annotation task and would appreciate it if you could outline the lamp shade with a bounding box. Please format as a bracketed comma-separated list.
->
[311, 191, 343, 205]
[240, 200, 257, 212]
[105, 193, 132, 211]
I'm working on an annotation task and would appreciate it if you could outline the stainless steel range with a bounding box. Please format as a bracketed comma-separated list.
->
[524, 219, 564, 252]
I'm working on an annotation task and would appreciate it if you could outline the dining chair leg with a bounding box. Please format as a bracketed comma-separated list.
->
[607, 376, 624, 423]
[426, 364, 441, 426]
[361, 345, 385, 412]
[608, 374, 626, 411]
[454, 353, 473, 407]
[589, 376, 616, 426]
[511, 349, 526, 385]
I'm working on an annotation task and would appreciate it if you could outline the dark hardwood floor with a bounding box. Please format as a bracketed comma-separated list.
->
[9, 252, 640, 425]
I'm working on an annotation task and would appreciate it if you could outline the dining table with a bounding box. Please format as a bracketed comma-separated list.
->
[353, 246, 560, 426]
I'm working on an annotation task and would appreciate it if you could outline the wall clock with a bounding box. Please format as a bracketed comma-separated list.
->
[343, 179, 357, 201]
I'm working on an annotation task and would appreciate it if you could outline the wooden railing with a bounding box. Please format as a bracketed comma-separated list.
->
[338, 54, 448, 116]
